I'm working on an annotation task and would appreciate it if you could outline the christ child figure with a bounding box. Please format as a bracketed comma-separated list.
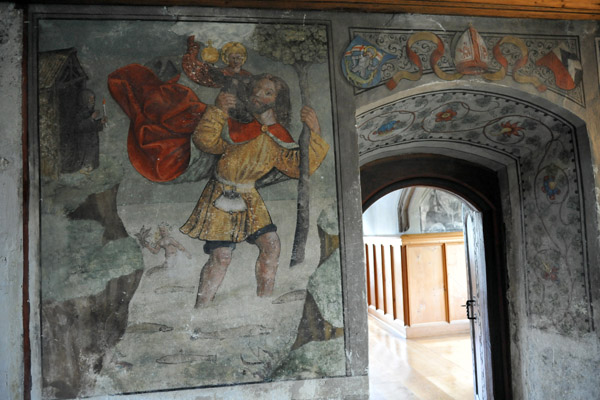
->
[136, 224, 192, 276]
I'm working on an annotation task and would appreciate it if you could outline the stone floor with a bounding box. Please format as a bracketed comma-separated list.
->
[368, 316, 475, 400]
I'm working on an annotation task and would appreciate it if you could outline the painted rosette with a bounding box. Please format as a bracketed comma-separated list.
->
[483, 117, 527, 145]
[536, 165, 568, 203]
[358, 111, 416, 141]
[422, 103, 466, 133]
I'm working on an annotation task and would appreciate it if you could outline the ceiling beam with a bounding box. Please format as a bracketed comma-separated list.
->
[38, 0, 600, 20]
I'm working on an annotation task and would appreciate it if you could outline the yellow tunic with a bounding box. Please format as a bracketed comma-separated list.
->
[180, 106, 329, 243]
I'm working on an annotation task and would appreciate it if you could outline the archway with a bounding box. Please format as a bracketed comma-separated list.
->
[361, 153, 512, 399]
[355, 85, 599, 331]
[355, 80, 600, 399]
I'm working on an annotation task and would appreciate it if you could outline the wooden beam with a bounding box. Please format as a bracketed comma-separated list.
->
[442, 243, 451, 324]
[380, 244, 387, 315]
[389, 244, 398, 320]
[365, 243, 372, 307]
[373, 244, 380, 311]
[401, 244, 410, 326]
[26, 0, 600, 20]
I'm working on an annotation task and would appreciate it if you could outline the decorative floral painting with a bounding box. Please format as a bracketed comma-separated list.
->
[37, 16, 342, 399]
[356, 89, 593, 335]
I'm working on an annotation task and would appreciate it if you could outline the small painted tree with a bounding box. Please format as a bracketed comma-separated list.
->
[252, 24, 328, 267]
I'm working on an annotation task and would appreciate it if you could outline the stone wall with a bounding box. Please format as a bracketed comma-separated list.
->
[348, 12, 600, 400]
[0, 4, 23, 400]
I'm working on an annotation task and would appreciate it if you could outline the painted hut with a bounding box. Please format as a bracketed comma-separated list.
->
[38, 47, 87, 178]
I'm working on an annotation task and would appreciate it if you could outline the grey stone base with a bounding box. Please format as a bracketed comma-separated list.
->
[84, 375, 369, 400]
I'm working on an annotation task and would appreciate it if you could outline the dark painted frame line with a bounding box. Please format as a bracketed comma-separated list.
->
[22, 8, 31, 400]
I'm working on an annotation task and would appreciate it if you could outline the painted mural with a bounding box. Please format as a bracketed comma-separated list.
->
[417, 189, 464, 233]
[356, 89, 593, 335]
[342, 27, 584, 106]
[38, 18, 342, 399]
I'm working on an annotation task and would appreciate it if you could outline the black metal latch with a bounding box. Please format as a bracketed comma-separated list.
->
[462, 299, 476, 320]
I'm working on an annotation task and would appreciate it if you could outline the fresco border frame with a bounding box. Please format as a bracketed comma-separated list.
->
[26, 4, 369, 399]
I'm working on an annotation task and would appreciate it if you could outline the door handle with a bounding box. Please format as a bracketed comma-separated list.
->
[462, 299, 476, 320]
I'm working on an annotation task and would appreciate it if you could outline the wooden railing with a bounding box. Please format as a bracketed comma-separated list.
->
[364, 236, 404, 325]
[364, 232, 469, 338]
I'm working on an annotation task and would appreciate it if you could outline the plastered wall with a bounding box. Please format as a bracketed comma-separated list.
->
[0, 4, 23, 400]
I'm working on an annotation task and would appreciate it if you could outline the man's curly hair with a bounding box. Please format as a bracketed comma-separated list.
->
[250, 73, 291, 129]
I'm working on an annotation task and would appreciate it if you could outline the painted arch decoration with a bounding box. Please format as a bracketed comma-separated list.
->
[356, 89, 593, 335]
[343, 27, 584, 106]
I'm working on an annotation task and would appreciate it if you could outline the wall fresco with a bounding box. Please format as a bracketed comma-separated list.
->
[38, 18, 342, 399]
[356, 89, 592, 335]
[345, 28, 584, 106]
[417, 188, 464, 233]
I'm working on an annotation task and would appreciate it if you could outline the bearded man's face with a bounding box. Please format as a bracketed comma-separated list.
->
[248, 78, 277, 115]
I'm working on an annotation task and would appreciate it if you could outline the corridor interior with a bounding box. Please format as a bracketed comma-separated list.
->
[364, 186, 475, 399]
[368, 316, 474, 400]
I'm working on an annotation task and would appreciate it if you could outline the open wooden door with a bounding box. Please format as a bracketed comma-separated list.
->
[464, 207, 494, 399]
[362, 154, 512, 399]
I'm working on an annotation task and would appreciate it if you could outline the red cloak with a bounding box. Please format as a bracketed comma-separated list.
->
[107, 64, 207, 182]
[228, 119, 294, 144]
[108, 64, 296, 181]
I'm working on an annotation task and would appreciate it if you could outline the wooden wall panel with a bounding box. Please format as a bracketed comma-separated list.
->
[446, 242, 469, 322]
[365, 234, 466, 335]
[364, 237, 405, 322]
[405, 244, 447, 325]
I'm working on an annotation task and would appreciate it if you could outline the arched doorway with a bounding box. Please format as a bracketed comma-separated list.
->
[361, 154, 512, 399]
[355, 83, 600, 398]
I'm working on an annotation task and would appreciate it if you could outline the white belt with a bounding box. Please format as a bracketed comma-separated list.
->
[214, 174, 254, 193]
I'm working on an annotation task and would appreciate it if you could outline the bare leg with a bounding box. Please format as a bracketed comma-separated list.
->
[195, 246, 233, 308]
[254, 231, 281, 297]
